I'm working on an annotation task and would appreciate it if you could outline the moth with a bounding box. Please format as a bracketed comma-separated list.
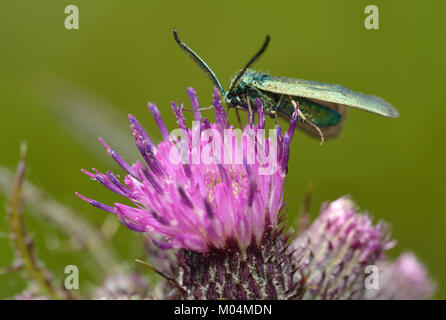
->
[173, 29, 399, 142]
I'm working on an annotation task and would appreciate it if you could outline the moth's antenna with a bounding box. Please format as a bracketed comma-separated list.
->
[228, 35, 270, 95]
[173, 29, 224, 94]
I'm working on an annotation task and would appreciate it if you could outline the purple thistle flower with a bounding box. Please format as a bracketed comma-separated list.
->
[77, 88, 297, 254]
[77, 88, 434, 300]
[365, 252, 436, 300]
[290, 197, 395, 299]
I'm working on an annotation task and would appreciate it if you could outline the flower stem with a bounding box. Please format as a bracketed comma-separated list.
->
[6, 143, 60, 299]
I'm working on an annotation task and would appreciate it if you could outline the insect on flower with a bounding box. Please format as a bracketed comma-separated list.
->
[173, 29, 399, 143]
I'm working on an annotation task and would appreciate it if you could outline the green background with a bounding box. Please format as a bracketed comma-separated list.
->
[0, 0, 445, 299]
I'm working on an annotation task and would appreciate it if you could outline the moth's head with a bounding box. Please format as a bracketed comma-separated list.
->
[225, 72, 251, 107]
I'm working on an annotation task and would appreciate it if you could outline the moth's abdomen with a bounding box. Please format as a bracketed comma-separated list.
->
[275, 95, 341, 127]
[296, 97, 341, 127]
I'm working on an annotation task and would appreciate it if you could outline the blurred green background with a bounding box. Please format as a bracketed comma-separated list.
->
[1, 0, 445, 299]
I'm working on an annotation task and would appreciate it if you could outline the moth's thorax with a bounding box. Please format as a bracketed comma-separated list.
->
[226, 69, 268, 109]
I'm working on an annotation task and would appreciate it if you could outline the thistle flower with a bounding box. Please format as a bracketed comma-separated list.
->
[365, 252, 436, 300]
[93, 273, 150, 300]
[290, 197, 395, 299]
[77, 88, 434, 300]
[77, 87, 295, 252]
[78, 87, 299, 299]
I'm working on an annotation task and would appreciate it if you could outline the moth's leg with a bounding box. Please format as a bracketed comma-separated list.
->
[288, 96, 325, 145]
[287, 95, 299, 111]
[266, 110, 279, 126]
[224, 107, 231, 128]
[234, 107, 243, 128]
[267, 94, 284, 126]
[272, 94, 284, 112]
[246, 94, 253, 127]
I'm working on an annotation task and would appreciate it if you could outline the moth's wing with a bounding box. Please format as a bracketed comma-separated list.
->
[253, 76, 399, 118]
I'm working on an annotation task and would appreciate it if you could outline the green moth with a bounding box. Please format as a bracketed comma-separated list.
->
[173, 29, 399, 141]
